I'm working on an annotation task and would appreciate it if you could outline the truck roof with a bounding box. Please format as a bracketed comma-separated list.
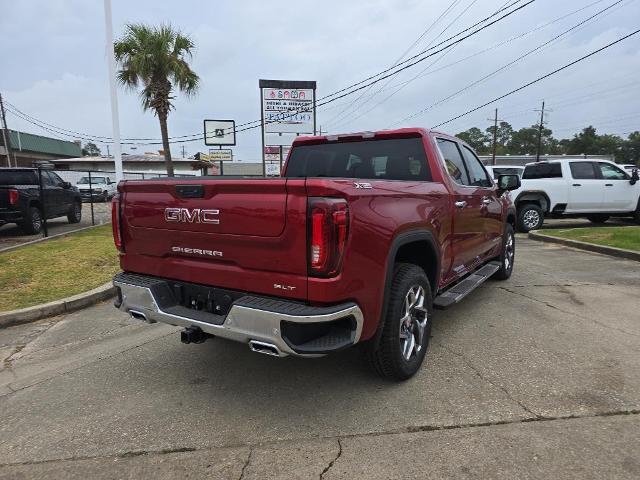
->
[292, 127, 446, 146]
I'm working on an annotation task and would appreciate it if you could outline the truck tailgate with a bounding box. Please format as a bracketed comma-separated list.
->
[119, 178, 309, 299]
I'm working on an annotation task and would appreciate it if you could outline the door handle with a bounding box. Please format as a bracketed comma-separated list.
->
[482, 197, 492, 205]
[605, 184, 613, 187]
[455, 201, 467, 208]
[572, 183, 582, 187]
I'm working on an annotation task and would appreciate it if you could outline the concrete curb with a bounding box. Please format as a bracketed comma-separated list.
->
[0, 282, 116, 329]
[528, 231, 640, 262]
[0, 223, 108, 254]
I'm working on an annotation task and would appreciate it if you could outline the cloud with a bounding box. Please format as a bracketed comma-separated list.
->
[2, 0, 639, 161]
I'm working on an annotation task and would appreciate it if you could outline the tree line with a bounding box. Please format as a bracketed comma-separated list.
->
[457, 123, 640, 165]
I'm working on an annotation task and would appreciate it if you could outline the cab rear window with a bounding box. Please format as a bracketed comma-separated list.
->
[0, 171, 38, 185]
[285, 138, 432, 181]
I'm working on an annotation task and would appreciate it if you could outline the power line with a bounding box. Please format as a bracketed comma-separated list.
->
[431, 28, 640, 129]
[322, 0, 464, 128]
[5, 0, 534, 145]
[390, 0, 626, 127]
[325, 0, 473, 129]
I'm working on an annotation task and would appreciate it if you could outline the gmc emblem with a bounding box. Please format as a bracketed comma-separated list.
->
[164, 208, 220, 224]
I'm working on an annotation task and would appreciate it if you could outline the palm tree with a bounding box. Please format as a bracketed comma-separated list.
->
[114, 24, 199, 176]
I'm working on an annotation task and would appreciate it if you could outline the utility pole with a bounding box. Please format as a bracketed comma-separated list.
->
[103, 0, 123, 182]
[181, 145, 186, 158]
[535, 100, 546, 162]
[486, 108, 503, 166]
[0, 93, 16, 167]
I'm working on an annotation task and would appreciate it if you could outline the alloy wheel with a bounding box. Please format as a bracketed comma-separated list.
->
[523, 210, 540, 229]
[399, 285, 428, 361]
[504, 232, 514, 271]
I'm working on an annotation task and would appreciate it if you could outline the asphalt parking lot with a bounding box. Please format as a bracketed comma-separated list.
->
[0, 237, 639, 479]
[0, 202, 111, 250]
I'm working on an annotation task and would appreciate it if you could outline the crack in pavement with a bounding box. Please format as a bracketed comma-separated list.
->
[320, 438, 342, 480]
[1, 320, 59, 373]
[238, 448, 252, 480]
[0, 410, 637, 469]
[498, 286, 640, 339]
[438, 342, 541, 419]
[0, 330, 177, 398]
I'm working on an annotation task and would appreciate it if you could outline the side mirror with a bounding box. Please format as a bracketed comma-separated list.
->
[62, 181, 72, 189]
[630, 168, 639, 185]
[497, 174, 521, 194]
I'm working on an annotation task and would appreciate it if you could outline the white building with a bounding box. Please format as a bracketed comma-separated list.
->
[50, 153, 212, 177]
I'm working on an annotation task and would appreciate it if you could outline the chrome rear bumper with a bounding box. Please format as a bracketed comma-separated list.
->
[113, 272, 363, 357]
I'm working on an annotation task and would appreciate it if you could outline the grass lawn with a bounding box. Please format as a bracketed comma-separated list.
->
[543, 226, 640, 252]
[0, 224, 120, 311]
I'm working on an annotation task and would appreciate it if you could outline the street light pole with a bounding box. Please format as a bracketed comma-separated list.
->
[103, 0, 123, 182]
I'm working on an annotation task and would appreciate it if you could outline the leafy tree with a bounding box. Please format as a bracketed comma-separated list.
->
[82, 142, 101, 156]
[485, 121, 514, 155]
[620, 131, 640, 165]
[505, 124, 554, 156]
[114, 24, 199, 176]
[456, 127, 489, 153]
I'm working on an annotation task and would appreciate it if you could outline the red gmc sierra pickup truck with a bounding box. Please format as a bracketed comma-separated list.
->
[112, 128, 520, 380]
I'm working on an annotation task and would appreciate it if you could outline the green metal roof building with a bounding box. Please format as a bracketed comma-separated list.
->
[0, 129, 82, 167]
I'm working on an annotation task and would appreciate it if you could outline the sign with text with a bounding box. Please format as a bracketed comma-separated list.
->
[204, 119, 236, 146]
[262, 89, 315, 134]
[203, 149, 233, 162]
[260, 80, 316, 176]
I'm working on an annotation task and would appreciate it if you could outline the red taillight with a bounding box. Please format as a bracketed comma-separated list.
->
[8, 189, 19, 205]
[308, 198, 349, 277]
[111, 195, 123, 252]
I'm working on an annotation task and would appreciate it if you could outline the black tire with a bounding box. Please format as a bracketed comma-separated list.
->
[493, 224, 515, 280]
[20, 206, 43, 235]
[67, 201, 82, 223]
[517, 204, 544, 232]
[587, 214, 609, 224]
[101, 191, 109, 202]
[367, 263, 433, 381]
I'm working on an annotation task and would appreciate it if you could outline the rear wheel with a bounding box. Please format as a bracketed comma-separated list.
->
[67, 202, 82, 223]
[493, 224, 515, 280]
[367, 263, 432, 381]
[20, 206, 43, 235]
[517, 204, 544, 232]
[587, 214, 609, 224]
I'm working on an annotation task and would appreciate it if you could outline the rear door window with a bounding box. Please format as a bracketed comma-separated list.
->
[523, 163, 563, 179]
[436, 138, 470, 186]
[285, 137, 431, 181]
[569, 162, 597, 180]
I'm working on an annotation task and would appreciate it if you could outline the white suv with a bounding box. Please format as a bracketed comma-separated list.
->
[512, 159, 640, 232]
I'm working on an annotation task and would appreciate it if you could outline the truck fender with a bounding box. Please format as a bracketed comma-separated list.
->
[514, 190, 551, 213]
[370, 229, 440, 347]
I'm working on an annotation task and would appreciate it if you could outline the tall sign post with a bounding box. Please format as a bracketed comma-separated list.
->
[103, 0, 123, 182]
[204, 119, 236, 176]
[259, 80, 316, 176]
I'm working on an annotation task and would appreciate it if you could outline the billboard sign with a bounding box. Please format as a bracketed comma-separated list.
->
[260, 80, 316, 176]
[204, 119, 236, 146]
[262, 89, 315, 134]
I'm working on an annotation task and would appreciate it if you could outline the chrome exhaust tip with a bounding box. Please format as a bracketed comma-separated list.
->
[129, 310, 155, 323]
[249, 340, 282, 357]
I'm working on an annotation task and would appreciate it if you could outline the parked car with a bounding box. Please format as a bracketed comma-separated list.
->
[511, 159, 640, 232]
[76, 175, 117, 202]
[485, 165, 524, 180]
[111, 128, 521, 380]
[0, 168, 82, 234]
[622, 164, 639, 173]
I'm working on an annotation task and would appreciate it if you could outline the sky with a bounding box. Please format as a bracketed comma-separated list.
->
[1, 0, 639, 161]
